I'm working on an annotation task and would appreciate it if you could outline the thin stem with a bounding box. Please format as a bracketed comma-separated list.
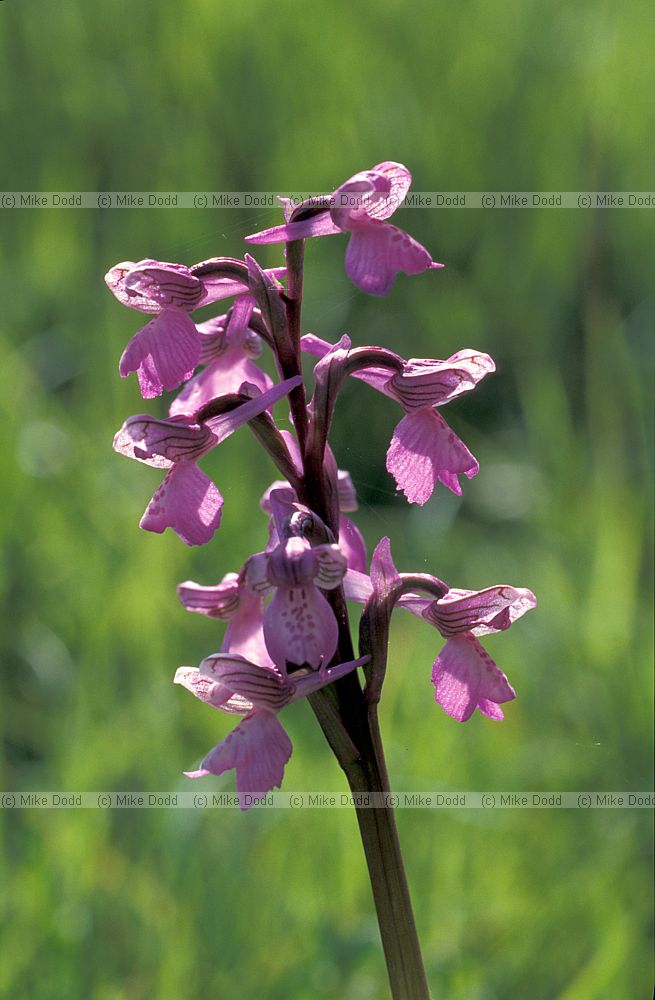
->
[283, 239, 430, 998]
[345, 710, 431, 1000]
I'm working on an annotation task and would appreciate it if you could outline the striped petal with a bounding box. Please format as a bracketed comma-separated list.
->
[313, 544, 348, 590]
[423, 586, 537, 638]
[173, 666, 253, 715]
[119, 311, 201, 398]
[199, 654, 292, 712]
[113, 414, 215, 468]
[388, 351, 495, 411]
[123, 262, 205, 311]
[177, 575, 241, 619]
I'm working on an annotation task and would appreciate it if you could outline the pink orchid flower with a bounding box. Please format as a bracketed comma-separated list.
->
[106, 258, 283, 399]
[422, 586, 536, 721]
[113, 376, 301, 545]
[406, 584, 536, 721]
[245, 161, 443, 296]
[303, 334, 495, 504]
[365, 538, 536, 722]
[175, 651, 368, 808]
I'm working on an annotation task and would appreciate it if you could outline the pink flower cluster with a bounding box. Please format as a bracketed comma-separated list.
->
[109, 161, 536, 808]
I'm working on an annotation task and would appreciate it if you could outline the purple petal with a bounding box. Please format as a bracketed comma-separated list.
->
[196, 315, 228, 364]
[245, 213, 341, 245]
[199, 653, 292, 711]
[196, 278, 249, 307]
[105, 260, 161, 314]
[244, 552, 274, 596]
[300, 333, 332, 360]
[443, 349, 497, 383]
[140, 463, 223, 546]
[266, 537, 319, 589]
[396, 594, 431, 616]
[119, 311, 202, 398]
[338, 515, 368, 573]
[344, 221, 435, 296]
[337, 470, 358, 512]
[177, 574, 241, 619]
[174, 666, 252, 715]
[424, 586, 537, 638]
[290, 655, 370, 700]
[259, 481, 296, 516]
[266, 490, 301, 546]
[331, 162, 412, 228]
[388, 351, 495, 411]
[477, 699, 506, 720]
[431, 634, 516, 722]
[301, 334, 400, 398]
[192, 263, 287, 308]
[124, 262, 205, 311]
[113, 414, 215, 468]
[367, 161, 413, 217]
[258, 435, 302, 514]
[313, 544, 348, 589]
[386, 410, 479, 505]
[225, 294, 255, 343]
[191, 711, 293, 808]
[222, 597, 275, 670]
[264, 585, 339, 671]
[343, 569, 374, 603]
[369, 536, 401, 597]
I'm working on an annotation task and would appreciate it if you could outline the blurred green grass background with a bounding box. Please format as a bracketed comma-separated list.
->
[0, 0, 653, 997]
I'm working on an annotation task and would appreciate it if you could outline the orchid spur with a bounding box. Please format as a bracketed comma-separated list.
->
[108, 160, 536, 1000]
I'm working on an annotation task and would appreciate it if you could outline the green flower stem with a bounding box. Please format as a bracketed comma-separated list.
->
[345, 707, 432, 1000]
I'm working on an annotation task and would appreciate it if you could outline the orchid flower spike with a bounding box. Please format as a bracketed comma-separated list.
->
[246, 162, 443, 296]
